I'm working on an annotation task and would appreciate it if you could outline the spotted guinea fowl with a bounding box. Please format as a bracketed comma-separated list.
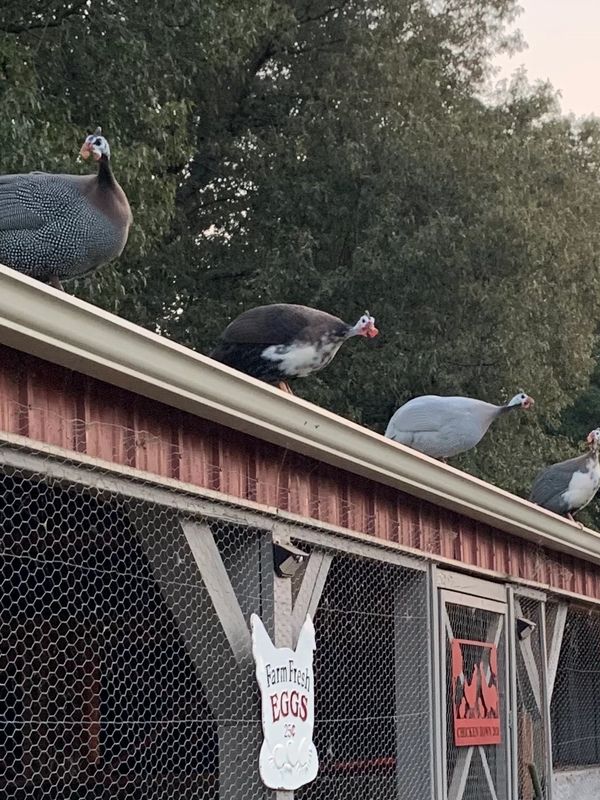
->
[211, 303, 378, 392]
[385, 391, 535, 459]
[529, 429, 600, 522]
[0, 127, 132, 290]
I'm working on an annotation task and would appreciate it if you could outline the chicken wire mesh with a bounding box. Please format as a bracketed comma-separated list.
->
[0, 450, 433, 799]
[4, 389, 599, 800]
[513, 595, 548, 800]
[551, 606, 600, 785]
[294, 553, 431, 800]
[0, 467, 274, 799]
[443, 601, 509, 800]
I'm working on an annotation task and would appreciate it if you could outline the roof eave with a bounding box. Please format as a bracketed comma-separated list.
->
[1, 265, 599, 566]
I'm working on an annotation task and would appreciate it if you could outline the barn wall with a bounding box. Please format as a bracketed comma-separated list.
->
[0, 343, 599, 599]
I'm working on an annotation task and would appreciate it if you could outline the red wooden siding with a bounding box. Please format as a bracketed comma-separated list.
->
[0, 343, 598, 599]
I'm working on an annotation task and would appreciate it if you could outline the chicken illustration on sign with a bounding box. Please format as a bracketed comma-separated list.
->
[251, 613, 318, 790]
[451, 638, 501, 747]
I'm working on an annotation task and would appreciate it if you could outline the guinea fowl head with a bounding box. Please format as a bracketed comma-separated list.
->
[506, 391, 535, 411]
[350, 311, 378, 338]
[80, 127, 111, 162]
[586, 429, 600, 450]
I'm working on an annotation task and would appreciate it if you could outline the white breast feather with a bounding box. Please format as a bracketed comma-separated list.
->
[261, 340, 342, 376]
[563, 462, 600, 511]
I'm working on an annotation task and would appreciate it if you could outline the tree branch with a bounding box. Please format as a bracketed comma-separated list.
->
[175, 39, 276, 219]
[282, 36, 345, 56]
[297, 1, 351, 25]
[1, 0, 88, 34]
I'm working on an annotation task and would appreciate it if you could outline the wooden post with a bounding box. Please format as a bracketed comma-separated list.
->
[274, 574, 295, 800]
[518, 711, 534, 800]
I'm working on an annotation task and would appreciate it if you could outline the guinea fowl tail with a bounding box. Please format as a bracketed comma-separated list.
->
[209, 343, 225, 362]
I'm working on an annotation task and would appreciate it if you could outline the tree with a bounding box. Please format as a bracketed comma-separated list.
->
[2, 0, 600, 509]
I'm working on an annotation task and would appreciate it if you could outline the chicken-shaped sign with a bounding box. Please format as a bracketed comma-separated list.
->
[251, 613, 319, 790]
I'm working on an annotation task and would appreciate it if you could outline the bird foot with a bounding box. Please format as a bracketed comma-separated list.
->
[276, 381, 294, 395]
[567, 513, 584, 529]
[48, 275, 64, 292]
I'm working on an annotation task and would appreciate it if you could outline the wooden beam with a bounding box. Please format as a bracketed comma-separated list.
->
[274, 575, 295, 800]
[448, 748, 474, 800]
[133, 516, 263, 800]
[518, 712, 534, 800]
[437, 570, 507, 602]
[478, 746, 500, 800]
[274, 575, 293, 650]
[546, 603, 568, 700]
[515, 599, 542, 712]
[291, 551, 332, 641]
[181, 519, 252, 665]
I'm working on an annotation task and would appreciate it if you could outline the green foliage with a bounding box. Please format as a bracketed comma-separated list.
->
[3, 0, 600, 519]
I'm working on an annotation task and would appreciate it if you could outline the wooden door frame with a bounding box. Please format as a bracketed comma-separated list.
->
[435, 570, 513, 800]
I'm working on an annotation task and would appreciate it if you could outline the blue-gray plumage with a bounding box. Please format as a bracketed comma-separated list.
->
[385, 391, 535, 459]
[530, 429, 600, 521]
[0, 128, 132, 290]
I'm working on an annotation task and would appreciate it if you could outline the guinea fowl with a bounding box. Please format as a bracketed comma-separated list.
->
[530, 429, 600, 522]
[210, 303, 378, 392]
[385, 391, 535, 460]
[0, 127, 132, 290]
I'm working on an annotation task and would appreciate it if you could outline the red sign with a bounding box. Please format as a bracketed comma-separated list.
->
[451, 638, 501, 747]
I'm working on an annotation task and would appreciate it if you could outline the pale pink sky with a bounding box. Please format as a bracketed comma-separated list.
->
[495, 0, 600, 116]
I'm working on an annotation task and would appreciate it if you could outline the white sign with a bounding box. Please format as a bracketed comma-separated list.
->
[251, 613, 319, 790]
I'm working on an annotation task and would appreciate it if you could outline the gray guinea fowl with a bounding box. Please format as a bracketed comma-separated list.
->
[0, 127, 132, 290]
[385, 391, 535, 459]
[529, 429, 600, 521]
[211, 303, 379, 393]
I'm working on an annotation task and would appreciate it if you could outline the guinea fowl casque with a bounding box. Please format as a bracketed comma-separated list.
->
[0, 128, 132, 290]
[385, 391, 535, 460]
[210, 303, 378, 392]
[529, 428, 600, 522]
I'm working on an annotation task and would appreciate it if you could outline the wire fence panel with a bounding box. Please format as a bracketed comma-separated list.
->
[514, 596, 549, 800]
[12, 444, 600, 800]
[0, 458, 433, 800]
[0, 468, 272, 800]
[295, 554, 432, 800]
[443, 600, 510, 800]
[551, 606, 600, 798]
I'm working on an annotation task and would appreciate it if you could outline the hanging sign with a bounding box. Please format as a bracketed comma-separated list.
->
[451, 638, 501, 747]
[251, 613, 319, 790]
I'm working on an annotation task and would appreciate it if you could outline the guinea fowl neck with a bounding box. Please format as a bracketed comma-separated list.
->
[346, 321, 364, 339]
[97, 154, 115, 189]
[498, 401, 520, 416]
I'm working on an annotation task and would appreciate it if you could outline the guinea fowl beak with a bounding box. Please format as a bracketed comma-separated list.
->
[79, 142, 92, 160]
[524, 397, 534, 410]
[366, 323, 379, 338]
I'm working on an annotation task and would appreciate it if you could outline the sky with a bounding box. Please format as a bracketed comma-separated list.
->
[494, 0, 600, 117]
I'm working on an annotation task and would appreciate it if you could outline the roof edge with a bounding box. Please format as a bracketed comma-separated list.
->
[1, 266, 599, 565]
